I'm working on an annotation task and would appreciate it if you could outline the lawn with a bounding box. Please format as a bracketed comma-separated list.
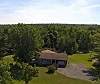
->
[2, 55, 92, 84]
[68, 53, 95, 68]
[14, 67, 91, 84]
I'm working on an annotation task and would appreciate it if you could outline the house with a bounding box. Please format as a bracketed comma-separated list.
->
[38, 50, 68, 67]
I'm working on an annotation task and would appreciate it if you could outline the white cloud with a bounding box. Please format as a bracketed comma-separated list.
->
[74, 0, 89, 6]
[19, 1, 27, 5]
[84, 4, 100, 9]
[0, 8, 4, 9]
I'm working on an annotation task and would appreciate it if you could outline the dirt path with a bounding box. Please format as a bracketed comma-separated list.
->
[57, 63, 96, 81]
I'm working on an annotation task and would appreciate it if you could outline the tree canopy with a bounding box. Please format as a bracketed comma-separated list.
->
[0, 23, 100, 60]
[9, 24, 44, 62]
[10, 62, 39, 84]
[0, 61, 13, 84]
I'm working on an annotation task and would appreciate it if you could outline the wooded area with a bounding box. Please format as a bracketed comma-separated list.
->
[0, 23, 100, 61]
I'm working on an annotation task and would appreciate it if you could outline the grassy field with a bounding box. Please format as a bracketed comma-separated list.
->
[68, 53, 94, 68]
[2, 55, 92, 84]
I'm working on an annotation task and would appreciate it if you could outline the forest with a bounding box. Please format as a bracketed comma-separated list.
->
[0, 23, 100, 62]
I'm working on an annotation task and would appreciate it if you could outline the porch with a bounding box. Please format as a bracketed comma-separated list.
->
[39, 58, 67, 67]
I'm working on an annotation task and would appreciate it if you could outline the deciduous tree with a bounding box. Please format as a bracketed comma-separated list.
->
[9, 24, 43, 62]
[10, 62, 39, 84]
[0, 61, 13, 84]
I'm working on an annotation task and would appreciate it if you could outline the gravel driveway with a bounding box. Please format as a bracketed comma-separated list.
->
[57, 63, 96, 81]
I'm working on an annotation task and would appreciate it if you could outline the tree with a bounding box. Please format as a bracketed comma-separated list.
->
[0, 61, 13, 84]
[66, 27, 77, 54]
[9, 24, 43, 62]
[19, 63, 39, 84]
[93, 33, 100, 75]
[10, 62, 39, 84]
[78, 30, 91, 53]
[43, 26, 58, 50]
[57, 28, 70, 53]
[0, 28, 9, 59]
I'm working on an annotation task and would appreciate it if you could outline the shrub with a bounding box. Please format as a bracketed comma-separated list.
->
[93, 78, 100, 84]
[47, 65, 56, 73]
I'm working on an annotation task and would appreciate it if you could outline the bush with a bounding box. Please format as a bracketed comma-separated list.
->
[47, 65, 56, 73]
[93, 79, 100, 84]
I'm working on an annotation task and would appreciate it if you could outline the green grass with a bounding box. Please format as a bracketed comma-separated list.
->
[2, 55, 92, 84]
[14, 67, 91, 84]
[68, 53, 94, 68]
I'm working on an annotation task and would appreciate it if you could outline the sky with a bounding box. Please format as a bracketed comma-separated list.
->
[0, 0, 100, 24]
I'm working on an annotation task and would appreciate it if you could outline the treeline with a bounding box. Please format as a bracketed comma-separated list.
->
[0, 23, 100, 62]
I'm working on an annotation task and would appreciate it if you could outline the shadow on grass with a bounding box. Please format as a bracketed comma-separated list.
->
[89, 67, 100, 77]
[86, 67, 100, 81]
[82, 69, 97, 81]
[87, 56, 100, 79]
[45, 71, 55, 74]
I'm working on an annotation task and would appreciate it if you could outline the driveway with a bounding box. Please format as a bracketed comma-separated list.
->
[57, 63, 96, 81]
